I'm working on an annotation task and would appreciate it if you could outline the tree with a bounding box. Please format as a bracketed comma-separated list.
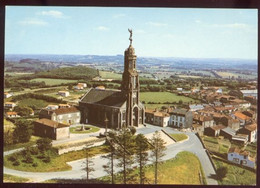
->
[4, 126, 14, 145]
[13, 119, 33, 143]
[36, 138, 52, 152]
[135, 134, 150, 184]
[102, 140, 116, 184]
[116, 128, 136, 184]
[85, 147, 95, 182]
[14, 106, 33, 116]
[149, 131, 166, 184]
[216, 167, 228, 181]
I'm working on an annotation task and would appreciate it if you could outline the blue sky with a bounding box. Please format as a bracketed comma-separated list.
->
[5, 6, 258, 59]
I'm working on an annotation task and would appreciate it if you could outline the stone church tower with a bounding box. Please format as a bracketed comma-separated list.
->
[122, 29, 143, 127]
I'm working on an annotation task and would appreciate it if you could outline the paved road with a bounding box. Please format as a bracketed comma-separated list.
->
[4, 124, 218, 185]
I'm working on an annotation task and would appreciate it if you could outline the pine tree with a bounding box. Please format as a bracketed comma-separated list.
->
[149, 131, 166, 184]
[84, 147, 95, 182]
[135, 134, 149, 184]
[115, 128, 136, 184]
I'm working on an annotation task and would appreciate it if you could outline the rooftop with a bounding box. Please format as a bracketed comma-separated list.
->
[35, 118, 68, 128]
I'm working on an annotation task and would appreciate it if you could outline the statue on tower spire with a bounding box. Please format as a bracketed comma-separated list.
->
[128, 28, 133, 45]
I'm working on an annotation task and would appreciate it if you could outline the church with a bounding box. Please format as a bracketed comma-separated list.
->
[79, 30, 145, 129]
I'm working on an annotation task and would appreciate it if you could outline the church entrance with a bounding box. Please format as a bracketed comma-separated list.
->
[133, 107, 139, 127]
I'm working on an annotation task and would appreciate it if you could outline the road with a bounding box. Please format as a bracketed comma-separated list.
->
[4, 124, 218, 185]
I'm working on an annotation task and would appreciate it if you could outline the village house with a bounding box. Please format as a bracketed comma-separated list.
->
[5, 111, 20, 118]
[213, 106, 237, 114]
[242, 110, 256, 120]
[228, 147, 256, 169]
[189, 104, 204, 112]
[219, 126, 236, 140]
[34, 118, 70, 140]
[46, 104, 59, 110]
[240, 89, 257, 99]
[78, 83, 87, 87]
[220, 116, 240, 131]
[145, 109, 170, 127]
[193, 113, 214, 128]
[95, 85, 105, 90]
[204, 124, 225, 137]
[192, 123, 204, 136]
[231, 111, 252, 126]
[230, 99, 251, 109]
[232, 134, 249, 145]
[58, 91, 70, 97]
[237, 123, 257, 143]
[74, 84, 84, 90]
[39, 106, 81, 125]
[58, 104, 71, 109]
[4, 92, 12, 98]
[4, 102, 16, 109]
[169, 108, 192, 128]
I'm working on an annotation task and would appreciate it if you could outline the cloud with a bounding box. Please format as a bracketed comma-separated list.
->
[18, 18, 48, 26]
[95, 26, 110, 31]
[37, 10, 65, 18]
[113, 14, 126, 18]
[135, 29, 146, 34]
[212, 23, 248, 29]
[195, 20, 201, 23]
[147, 22, 168, 27]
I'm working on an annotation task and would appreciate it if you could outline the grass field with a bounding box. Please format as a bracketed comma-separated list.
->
[4, 119, 16, 129]
[140, 92, 197, 104]
[4, 145, 108, 172]
[99, 71, 122, 80]
[3, 174, 31, 183]
[213, 158, 256, 185]
[100, 151, 206, 184]
[31, 78, 78, 86]
[5, 72, 34, 77]
[70, 126, 100, 134]
[178, 75, 202, 79]
[170, 134, 188, 142]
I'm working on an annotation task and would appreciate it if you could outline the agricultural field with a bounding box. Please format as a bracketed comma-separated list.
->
[177, 75, 202, 79]
[99, 71, 122, 80]
[18, 98, 49, 110]
[213, 159, 256, 185]
[140, 92, 197, 104]
[30, 78, 78, 86]
[216, 71, 257, 80]
[5, 72, 34, 77]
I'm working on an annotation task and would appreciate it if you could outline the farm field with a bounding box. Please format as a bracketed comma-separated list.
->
[213, 159, 256, 185]
[177, 75, 202, 79]
[5, 72, 34, 76]
[99, 71, 122, 80]
[30, 78, 78, 86]
[140, 92, 197, 104]
[216, 71, 257, 80]
[18, 98, 49, 110]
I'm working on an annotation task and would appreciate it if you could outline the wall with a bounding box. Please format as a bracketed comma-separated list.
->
[56, 127, 70, 140]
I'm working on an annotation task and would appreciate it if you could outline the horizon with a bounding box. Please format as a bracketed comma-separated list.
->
[5, 7, 258, 59]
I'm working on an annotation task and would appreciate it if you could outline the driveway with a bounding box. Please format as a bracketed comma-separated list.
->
[4, 124, 218, 185]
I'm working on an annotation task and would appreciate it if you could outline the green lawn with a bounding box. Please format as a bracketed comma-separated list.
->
[3, 174, 31, 183]
[4, 145, 108, 172]
[99, 71, 122, 80]
[170, 134, 188, 142]
[70, 126, 100, 134]
[213, 158, 256, 185]
[31, 78, 78, 86]
[4, 136, 40, 152]
[100, 151, 206, 185]
[140, 92, 197, 104]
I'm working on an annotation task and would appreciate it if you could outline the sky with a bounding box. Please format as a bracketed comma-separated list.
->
[5, 6, 258, 59]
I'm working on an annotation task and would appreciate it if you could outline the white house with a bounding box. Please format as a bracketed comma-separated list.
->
[46, 104, 59, 110]
[189, 104, 204, 112]
[145, 109, 170, 127]
[4, 92, 12, 98]
[240, 89, 257, 99]
[4, 102, 16, 109]
[237, 123, 257, 143]
[228, 147, 256, 169]
[5, 111, 20, 118]
[78, 83, 87, 88]
[58, 91, 70, 97]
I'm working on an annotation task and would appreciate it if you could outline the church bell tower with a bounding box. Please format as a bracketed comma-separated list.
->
[122, 29, 141, 127]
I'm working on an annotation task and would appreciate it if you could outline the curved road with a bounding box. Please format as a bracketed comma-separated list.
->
[4, 124, 218, 185]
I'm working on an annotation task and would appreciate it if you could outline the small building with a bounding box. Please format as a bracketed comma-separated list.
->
[192, 123, 204, 136]
[169, 108, 192, 128]
[204, 124, 225, 137]
[95, 85, 105, 90]
[4, 102, 16, 109]
[220, 116, 240, 131]
[189, 104, 204, 112]
[74, 84, 84, 90]
[46, 104, 59, 110]
[177, 88, 183, 92]
[237, 123, 257, 143]
[34, 118, 70, 140]
[39, 106, 81, 125]
[216, 88, 222, 94]
[232, 134, 248, 145]
[145, 109, 170, 127]
[78, 83, 87, 88]
[219, 127, 236, 140]
[228, 147, 256, 168]
[58, 104, 70, 109]
[4, 92, 12, 98]
[193, 114, 214, 128]
[232, 112, 251, 126]
[240, 89, 257, 99]
[242, 110, 256, 120]
[58, 91, 70, 97]
[5, 111, 19, 118]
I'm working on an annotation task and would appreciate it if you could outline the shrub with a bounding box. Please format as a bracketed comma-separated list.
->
[13, 161, 20, 166]
[24, 153, 34, 164]
[43, 156, 51, 163]
[36, 138, 52, 152]
[37, 152, 46, 159]
[8, 154, 18, 162]
[32, 162, 38, 167]
[29, 147, 39, 155]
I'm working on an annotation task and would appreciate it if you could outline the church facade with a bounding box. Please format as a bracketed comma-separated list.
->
[79, 30, 145, 129]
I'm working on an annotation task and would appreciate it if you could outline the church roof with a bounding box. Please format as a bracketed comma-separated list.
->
[80, 88, 126, 107]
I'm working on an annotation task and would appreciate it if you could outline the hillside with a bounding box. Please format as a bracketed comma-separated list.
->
[35, 66, 99, 80]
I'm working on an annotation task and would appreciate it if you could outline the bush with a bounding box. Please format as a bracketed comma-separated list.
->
[37, 152, 46, 159]
[32, 162, 38, 167]
[13, 161, 20, 166]
[8, 154, 18, 162]
[29, 147, 39, 155]
[43, 156, 51, 163]
[36, 138, 52, 152]
[24, 153, 34, 164]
